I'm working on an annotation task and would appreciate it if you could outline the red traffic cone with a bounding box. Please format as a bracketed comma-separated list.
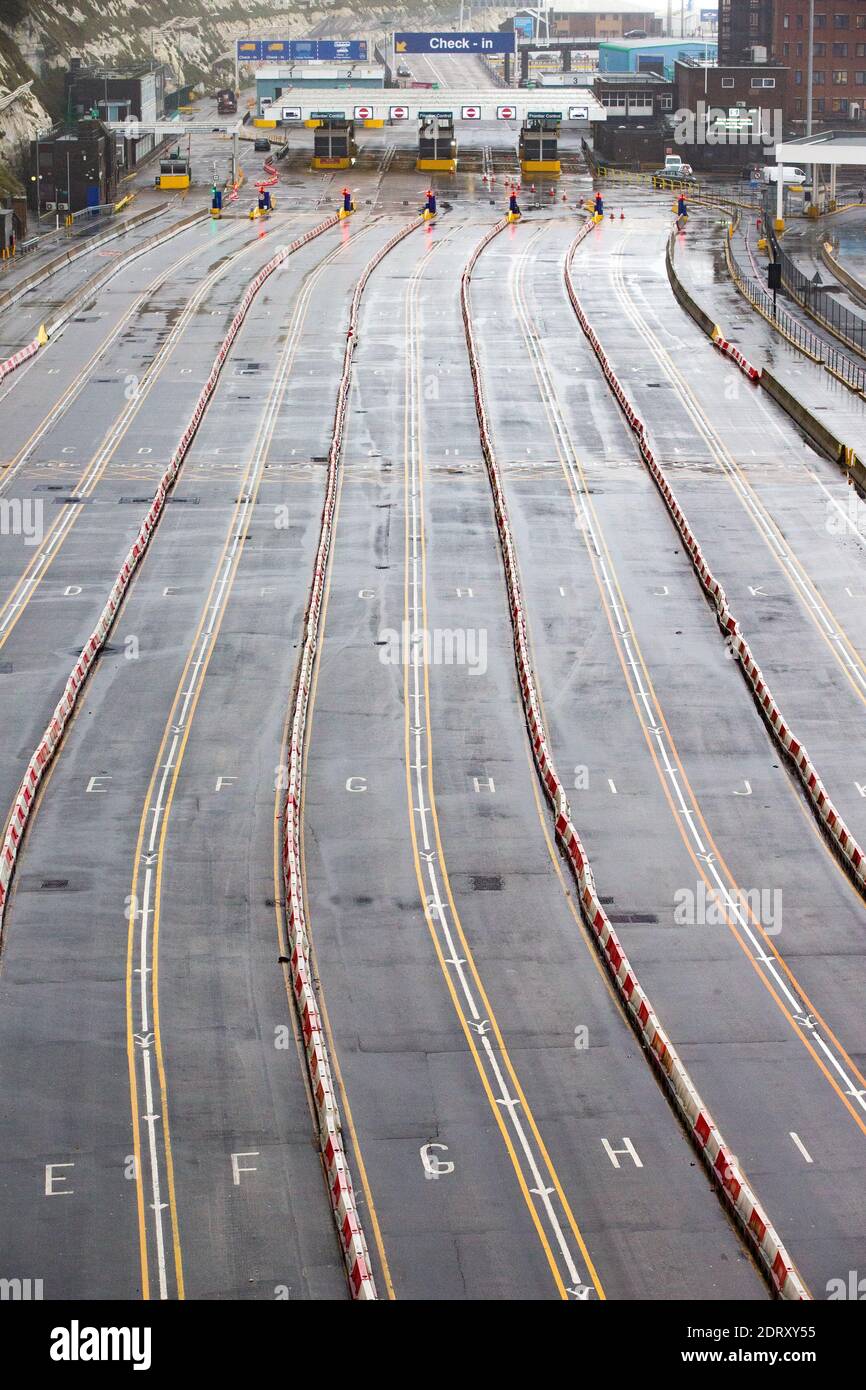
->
[620, 210, 625, 219]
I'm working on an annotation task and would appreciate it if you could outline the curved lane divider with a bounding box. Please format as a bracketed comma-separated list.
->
[565, 221, 866, 899]
[280, 216, 423, 1301]
[460, 214, 809, 1301]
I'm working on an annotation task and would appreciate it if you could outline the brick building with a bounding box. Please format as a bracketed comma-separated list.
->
[773, 2, 866, 123]
[720, 2, 866, 124]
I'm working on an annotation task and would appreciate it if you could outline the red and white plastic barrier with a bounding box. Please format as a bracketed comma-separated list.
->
[0, 338, 40, 384]
[280, 216, 423, 1301]
[0, 210, 338, 932]
[711, 326, 762, 381]
[565, 222, 866, 896]
[460, 215, 809, 1301]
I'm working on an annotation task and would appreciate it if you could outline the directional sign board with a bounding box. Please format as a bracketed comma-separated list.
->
[394, 32, 516, 56]
[496, 105, 518, 120]
[237, 38, 368, 62]
[354, 105, 375, 120]
[280, 106, 302, 121]
[389, 105, 410, 120]
[461, 105, 481, 120]
[568, 105, 589, 120]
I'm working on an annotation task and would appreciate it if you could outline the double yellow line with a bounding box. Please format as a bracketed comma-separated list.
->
[125, 223, 361, 1299]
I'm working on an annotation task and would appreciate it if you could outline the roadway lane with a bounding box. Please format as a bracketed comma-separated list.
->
[0, 206, 209, 366]
[0, 215, 384, 1298]
[301, 211, 766, 1300]
[1, 213, 259, 477]
[0, 210, 224, 429]
[583, 203, 866, 857]
[468, 210, 866, 1296]
[0, 214, 332, 836]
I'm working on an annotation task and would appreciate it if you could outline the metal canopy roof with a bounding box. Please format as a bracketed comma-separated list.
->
[775, 130, 866, 166]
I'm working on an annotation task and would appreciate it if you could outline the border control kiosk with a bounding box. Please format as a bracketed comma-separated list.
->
[417, 113, 457, 173]
[519, 115, 560, 176]
[312, 118, 357, 170]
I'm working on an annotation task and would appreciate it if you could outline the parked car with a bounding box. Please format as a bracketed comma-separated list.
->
[254, 137, 272, 152]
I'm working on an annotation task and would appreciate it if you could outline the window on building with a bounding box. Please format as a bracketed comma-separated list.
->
[751, 77, 776, 88]
[797, 43, 804, 57]
[815, 97, 825, 112]
[834, 14, 850, 31]
[832, 98, 849, 113]
[815, 14, 827, 29]
[832, 70, 848, 85]
[833, 43, 848, 57]
[795, 69, 803, 84]
[857, 71, 866, 86]
[795, 98, 803, 112]
[659, 94, 673, 110]
[814, 43, 827, 56]
[857, 44, 866, 58]
[722, 76, 735, 88]
[813, 70, 826, 83]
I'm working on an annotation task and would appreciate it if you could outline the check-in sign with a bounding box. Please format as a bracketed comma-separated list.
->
[389, 105, 410, 120]
[568, 106, 589, 120]
[462, 105, 481, 120]
[497, 105, 517, 120]
[281, 106, 302, 121]
[354, 105, 375, 120]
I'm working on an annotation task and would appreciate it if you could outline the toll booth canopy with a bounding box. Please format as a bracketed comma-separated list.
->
[519, 115, 561, 175]
[417, 114, 456, 173]
[312, 118, 357, 169]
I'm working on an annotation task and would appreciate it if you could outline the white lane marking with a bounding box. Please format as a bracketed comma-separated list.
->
[790, 1131, 814, 1163]
[0, 242, 257, 641]
[611, 247, 866, 701]
[130, 226, 367, 1298]
[406, 228, 593, 1295]
[514, 227, 866, 1119]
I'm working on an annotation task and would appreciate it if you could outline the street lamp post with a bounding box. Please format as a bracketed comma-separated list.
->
[806, 0, 815, 136]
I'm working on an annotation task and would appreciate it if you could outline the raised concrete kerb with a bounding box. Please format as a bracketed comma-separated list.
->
[461, 214, 809, 1300]
[0, 201, 170, 317]
[279, 216, 423, 1301]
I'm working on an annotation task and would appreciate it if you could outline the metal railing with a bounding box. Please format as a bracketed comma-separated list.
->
[727, 220, 866, 394]
[763, 188, 866, 361]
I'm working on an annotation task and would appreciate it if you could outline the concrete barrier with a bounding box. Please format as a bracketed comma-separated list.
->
[820, 238, 866, 311]
[0, 202, 170, 316]
[0, 207, 209, 386]
[667, 229, 866, 490]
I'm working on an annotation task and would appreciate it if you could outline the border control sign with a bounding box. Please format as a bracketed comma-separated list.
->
[394, 32, 516, 56]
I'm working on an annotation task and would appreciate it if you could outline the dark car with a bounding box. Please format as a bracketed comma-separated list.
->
[254, 137, 271, 152]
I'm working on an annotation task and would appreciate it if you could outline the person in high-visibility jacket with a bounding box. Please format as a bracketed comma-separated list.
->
[594, 191, 604, 217]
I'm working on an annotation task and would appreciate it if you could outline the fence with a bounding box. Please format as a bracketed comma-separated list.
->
[581, 142, 760, 213]
[726, 218, 866, 394]
[763, 188, 866, 361]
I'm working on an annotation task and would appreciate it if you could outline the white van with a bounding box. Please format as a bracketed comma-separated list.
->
[762, 165, 807, 185]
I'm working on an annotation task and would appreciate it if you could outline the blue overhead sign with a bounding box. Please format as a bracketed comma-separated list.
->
[394, 32, 516, 56]
[237, 39, 368, 62]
